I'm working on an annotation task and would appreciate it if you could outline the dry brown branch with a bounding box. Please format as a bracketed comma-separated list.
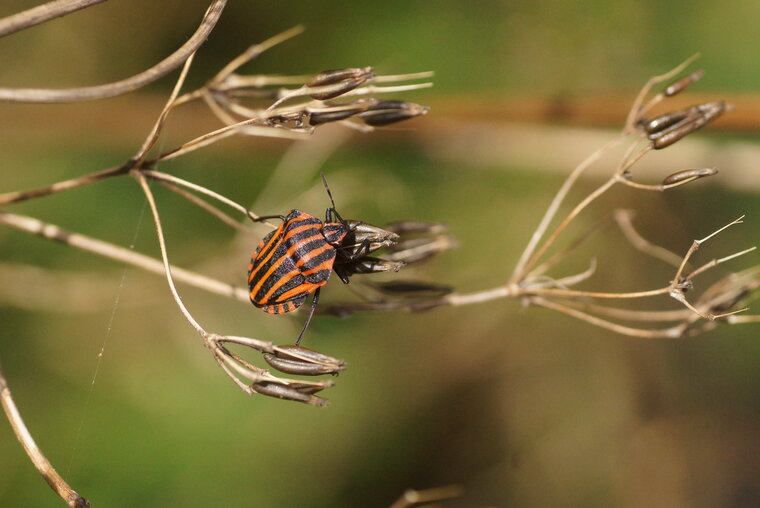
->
[0, 0, 227, 103]
[0, 363, 90, 507]
[0, 211, 250, 302]
[0, 0, 108, 39]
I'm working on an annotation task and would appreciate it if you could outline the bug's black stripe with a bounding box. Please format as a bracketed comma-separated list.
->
[248, 215, 322, 289]
[252, 211, 318, 264]
[252, 236, 322, 301]
[300, 248, 338, 274]
[302, 269, 331, 285]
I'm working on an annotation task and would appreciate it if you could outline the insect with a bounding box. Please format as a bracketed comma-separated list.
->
[247, 175, 397, 344]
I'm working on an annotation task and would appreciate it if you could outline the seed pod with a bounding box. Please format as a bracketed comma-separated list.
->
[339, 257, 406, 274]
[251, 381, 330, 406]
[306, 67, 374, 100]
[359, 100, 430, 126]
[651, 101, 726, 149]
[308, 106, 365, 125]
[383, 220, 448, 235]
[263, 345, 346, 376]
[662, 167, 718, 186]
[308, 101, 373, 126]
[386, 235, 458, 264]
[370, 280, 454, 297]
[664, 69, 705, 97]
[344, 221, 400, 255]
[642, 110, 690, 134]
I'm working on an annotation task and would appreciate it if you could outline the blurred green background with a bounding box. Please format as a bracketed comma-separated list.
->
[1, 1, 760, 506]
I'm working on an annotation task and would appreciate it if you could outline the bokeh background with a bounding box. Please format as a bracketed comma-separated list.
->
[1, 1, 760, 506]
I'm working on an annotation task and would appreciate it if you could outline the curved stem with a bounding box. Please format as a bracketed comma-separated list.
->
[0, 0, 227, 103]
[0, 0, 108, 39]
[0, 363, 90, 507]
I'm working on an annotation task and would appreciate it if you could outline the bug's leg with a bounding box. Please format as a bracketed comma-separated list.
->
[295, 288, 321, 346]
[334, 264, 351, 284]
[345, 239, 372, 261]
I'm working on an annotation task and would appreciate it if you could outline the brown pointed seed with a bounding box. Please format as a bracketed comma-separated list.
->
[662, 167, 719, 186]
[308, 101, 373, 126]
[650, 101, 726, 149]
[642, 110, 690, 134]
[306, 67, 374, 100]
[359, 100, 430, 126]
[263, 345, 346, 376]
[251, 381, 331, 406]
[664, 69, 705, 97]
[386, 235, 458, 264]
[370, 280, 454, 296]
[383, 221, 448, 234]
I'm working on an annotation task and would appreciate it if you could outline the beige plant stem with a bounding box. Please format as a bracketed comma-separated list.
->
[0, 0, 227, 103]
[531, 296, 685, 339]
[0, 211, 249, 303]
[0, 0, 108, 38]
[0, 363, 90, 508]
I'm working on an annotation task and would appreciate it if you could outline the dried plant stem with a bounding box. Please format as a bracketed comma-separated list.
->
[0, 0, 108, 39]
[0, 0, 227, 103]
[509, 135, 625, 284]
[0, 163, 132, 205]
[0, 363, 90, 508]
[141, 169, 274, 226]
[545, 299, 693, 322]
[134, 171, 205, 333]
[614, 209, 684, 267]
[134, 52, 197, 164]
[623, 53, 701, 131]
[531, 297, 684, 338]
[520, 145, 651, 279]
[153, 179, 253, 234]
[0, 211, 249, 302]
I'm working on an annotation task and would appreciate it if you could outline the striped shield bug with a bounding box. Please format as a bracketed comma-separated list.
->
[247, 175, 399, 344]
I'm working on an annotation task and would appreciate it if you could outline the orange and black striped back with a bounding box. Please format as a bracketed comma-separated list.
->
[247, 209, 348, 315]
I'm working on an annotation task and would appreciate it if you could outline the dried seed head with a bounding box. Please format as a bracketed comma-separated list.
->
[263, 345, 346, 376]
[649, 101, 726, 149]
[359, 100, 430, 126]
[307, 100, 373, 126]
[344, 221, 400, 256]
[341, 257, 406, 275]
[664, 69, 705, 97]
[383, 220, 448, 235]
[306, 67, 375, 100]
[642, 110, 690, 134]
[251, 381, 331, 406]
[370, 280, 453, 297]
[385, 235, 458, 264]
[662, 167, 719, 186]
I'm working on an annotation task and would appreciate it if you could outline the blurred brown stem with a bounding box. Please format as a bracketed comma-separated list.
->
[0, 0, 108, 38]
[0, 363, 90, 507]
[0, 0, 226, 102]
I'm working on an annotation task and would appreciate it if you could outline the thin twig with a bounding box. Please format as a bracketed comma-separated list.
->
[0, 0, 227, 103]
[134, 52, 197, 164]
[0, 211, 249, 302]
[0, 363, 90, 508]
[0, 0, 108, 39]
[614, 209, 684, 267]
[133, 171, 205, 333]
[141, 170, 275, 227]
[531, 297, 684, 338]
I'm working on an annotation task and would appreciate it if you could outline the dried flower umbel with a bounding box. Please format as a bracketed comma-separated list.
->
[320, 56, 758, 338]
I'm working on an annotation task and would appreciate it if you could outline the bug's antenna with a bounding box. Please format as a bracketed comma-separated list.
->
[321, 173, 339, 211]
